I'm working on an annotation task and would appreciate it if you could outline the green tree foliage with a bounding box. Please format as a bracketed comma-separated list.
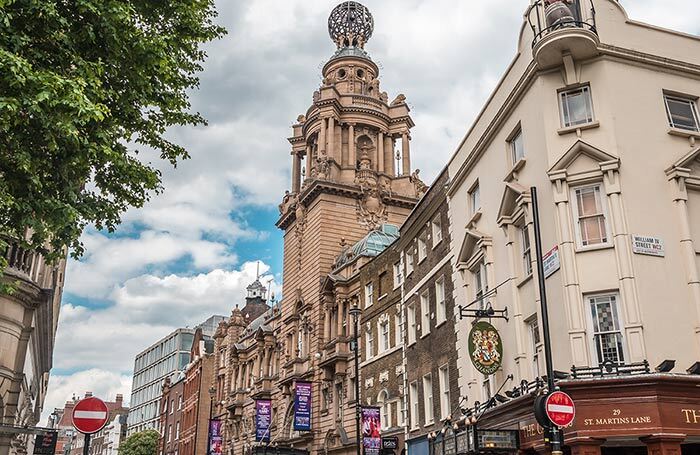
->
[118, 430, 160, 455]
[0, 0, 226, 261]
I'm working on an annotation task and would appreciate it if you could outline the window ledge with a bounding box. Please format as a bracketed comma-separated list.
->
[516, 274, 533, 288]
[435, 319, 447, 328]
[466, 210, 482, 227]
[420, 332, 431, 339]
[668, 127, 700, 140]
[575, 243, 614, 253]
[504, 158, 527, 182]
[557, 121, 600, 136]
[432, 239, 443, 250]
[378, 293, 388, 302]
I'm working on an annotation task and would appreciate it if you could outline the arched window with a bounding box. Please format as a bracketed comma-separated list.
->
[377, 390, 390, 429]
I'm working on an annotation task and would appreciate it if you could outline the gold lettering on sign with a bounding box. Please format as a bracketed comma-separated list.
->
[681, 409, 700, 424]
[521, 424, 544, 439]
[583, 409, 652, 427]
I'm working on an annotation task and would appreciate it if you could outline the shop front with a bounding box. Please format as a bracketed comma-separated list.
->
[474, 374, 700, 455]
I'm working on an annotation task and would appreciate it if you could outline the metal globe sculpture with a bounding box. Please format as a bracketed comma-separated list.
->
[328, 1, 374, 49]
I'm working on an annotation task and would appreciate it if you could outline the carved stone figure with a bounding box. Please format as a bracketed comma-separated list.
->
[410, 169, 428, 197]
[391, 94, 407, 106]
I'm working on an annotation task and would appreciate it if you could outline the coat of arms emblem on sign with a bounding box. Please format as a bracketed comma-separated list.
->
[468, 321, 503, 375]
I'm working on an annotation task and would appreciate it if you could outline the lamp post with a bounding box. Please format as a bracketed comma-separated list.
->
[530, 187, 563, 455]
[349, 299, 363, 455]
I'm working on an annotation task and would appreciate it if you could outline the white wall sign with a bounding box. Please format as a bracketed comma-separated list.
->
[543, 246, 561, 278]
[632, 235, 664, 257]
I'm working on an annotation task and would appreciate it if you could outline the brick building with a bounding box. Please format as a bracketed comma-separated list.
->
[399, 170, 460, 455]
[180, 329, 214, 455]
[158, 372, 185, 455]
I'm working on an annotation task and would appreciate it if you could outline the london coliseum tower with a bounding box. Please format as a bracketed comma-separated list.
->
[275, 2, 425, 454]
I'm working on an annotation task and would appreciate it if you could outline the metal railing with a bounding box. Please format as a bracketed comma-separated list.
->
[3, 238, 40, 278]
[570, 359, 651, 379]
[527, 0, 597, 48]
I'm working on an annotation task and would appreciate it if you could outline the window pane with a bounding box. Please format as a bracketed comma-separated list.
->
[511, 130, 524, 163]
[667, 97, 699, 131]
[561, 87, 593, 127]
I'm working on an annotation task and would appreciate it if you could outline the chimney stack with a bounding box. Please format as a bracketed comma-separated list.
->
[85, 391, 93, 398]
[116, 394, 123, 405]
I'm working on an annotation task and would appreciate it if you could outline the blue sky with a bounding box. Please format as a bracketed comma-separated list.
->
[42, 0, 700, 422]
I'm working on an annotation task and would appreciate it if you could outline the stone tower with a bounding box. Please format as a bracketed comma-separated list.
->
[275, 2, 425, 454]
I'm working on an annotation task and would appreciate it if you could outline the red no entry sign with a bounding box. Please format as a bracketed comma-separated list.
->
[72, 397, 109, 434]
[545, 391, 575, 428]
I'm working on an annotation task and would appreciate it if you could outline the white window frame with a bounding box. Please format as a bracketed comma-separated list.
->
[394, 311, 403, 347]
[469, 183, 481, 215]
[175, 421, 180, 440]
[510, 127, 525, 164]
[393, 262, 403, 289]
[571, 184, 611, 249]
[366, 329, 374, 359]
[379, 319, 390, 352]
[420, 291, 430, 337]
[527, 317, 541, 379]
[432, 216, 443, 248]
[664, 93, 700, 132]
[521, 224, 532, 277]
[472, 261, 488, 310]
[418, 236, 428, 263]
[586, 293, 627, 366]
[409, 381, 419, 430]
[438, 365, 450, 420]
[482, 376, 493, 402]
[365, 282, 374, 308]
[422, 374, 434, 425]
[435, 277, 446, 325]
[559, 85, 595, 128]
[407, 304, 417, 345]
[405, 250, 414, 276]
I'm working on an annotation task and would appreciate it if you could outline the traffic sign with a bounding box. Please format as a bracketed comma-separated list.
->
[72, 397, 109, 434]
[545, 391, 575, 428]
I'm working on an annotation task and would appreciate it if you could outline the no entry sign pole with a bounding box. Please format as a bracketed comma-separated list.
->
[531, 187, 563, 455]
[71, 397, 109, 455]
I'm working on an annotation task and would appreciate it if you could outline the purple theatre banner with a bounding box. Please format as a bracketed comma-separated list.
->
[256, 400, 272, 442]
[293, 381, 312, 431]
[208, 419, 223, 455]
[362, 406, 382, 455]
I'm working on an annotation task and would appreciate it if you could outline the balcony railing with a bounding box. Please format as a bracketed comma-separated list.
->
[527, 0, 597, 48]
[3, 238, 41, 280]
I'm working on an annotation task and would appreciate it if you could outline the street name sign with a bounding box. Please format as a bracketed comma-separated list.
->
[71, 397, 109, 434]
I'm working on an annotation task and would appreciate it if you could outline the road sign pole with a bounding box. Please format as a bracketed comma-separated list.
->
[530, 187, 563, 455]
[82, 433, 90, 455]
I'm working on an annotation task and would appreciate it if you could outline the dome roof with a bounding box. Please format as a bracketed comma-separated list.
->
[334, 224, 399, 270]
[328, 2, 374, 49]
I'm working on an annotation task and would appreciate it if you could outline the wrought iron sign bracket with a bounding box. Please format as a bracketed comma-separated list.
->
[458, 305, 509, 322]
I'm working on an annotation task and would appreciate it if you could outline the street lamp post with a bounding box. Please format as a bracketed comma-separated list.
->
[349, 299, 363, 455]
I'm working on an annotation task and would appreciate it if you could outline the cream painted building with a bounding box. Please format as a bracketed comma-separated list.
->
[0, 238, 66, 455]
[444, 1, 700, 453]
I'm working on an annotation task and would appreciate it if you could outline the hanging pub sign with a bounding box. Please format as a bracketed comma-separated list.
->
[468, 321, 503, 375]
[361, 406, 382, 455]
[255, 400, 272, 442]
[293, 381, 312, 431]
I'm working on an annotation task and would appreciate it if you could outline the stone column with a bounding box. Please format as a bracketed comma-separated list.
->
[238, 363, 246, 390]
[602, 163, 646, 361]
[550, 173, 589, 366]
[502, 223, 528, 381]
[402, 132, 410, 176]
[328, 116, 335, 161]
[305, 144, 312, 181]
[232, 361, 239, 392]
[319, 117, 327, 156]
[349, 124, 356, 168]
[640, 435, 686, 455]
[323, 307, 331, 344]
[292, 152, 301, 193]
[377, 131, 385, 173]
[337, 301, 345, 339]
[262, 346, 272, 378]
[385, 135, 394, 176]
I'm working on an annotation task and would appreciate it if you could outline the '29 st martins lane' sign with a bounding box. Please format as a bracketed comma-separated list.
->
[468, 321, 503, 375]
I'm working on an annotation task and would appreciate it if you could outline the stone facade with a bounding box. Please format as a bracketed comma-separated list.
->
[443, 1, 700, 455]
[0, 238, 66, 455]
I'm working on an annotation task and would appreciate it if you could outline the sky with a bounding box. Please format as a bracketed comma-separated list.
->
[43, 0, 700, 422]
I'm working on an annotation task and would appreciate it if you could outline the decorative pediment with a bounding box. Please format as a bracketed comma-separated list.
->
[497, 181, 531, 225]
[457, 228, 491, 267]
[666, 147, 700, 181]
[548, 140, 620, 180]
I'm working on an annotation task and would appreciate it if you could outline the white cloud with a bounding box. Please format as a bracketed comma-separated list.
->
[42, 370, 133, 425]
[55, 261, 279, 373]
